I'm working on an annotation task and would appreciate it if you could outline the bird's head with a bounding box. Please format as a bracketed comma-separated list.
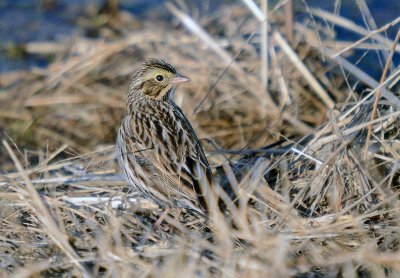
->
[128, 58, 189, 100]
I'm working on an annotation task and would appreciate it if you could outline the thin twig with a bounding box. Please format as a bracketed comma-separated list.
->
[310, 9, 400, 54]
[273, 31, 335, 108]
[261, 0, 269, 93]
[166, 2, 243, 74]
[363, 29, 400, 160]
[241, 0, 265, 21]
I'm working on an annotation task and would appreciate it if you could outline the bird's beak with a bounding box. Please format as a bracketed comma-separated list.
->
[172, 74, 190, 84]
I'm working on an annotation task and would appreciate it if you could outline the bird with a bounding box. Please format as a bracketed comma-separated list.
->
[116, 58, 213, 215]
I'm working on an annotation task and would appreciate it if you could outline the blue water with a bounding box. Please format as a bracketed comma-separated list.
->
[0, 0, 399, 79]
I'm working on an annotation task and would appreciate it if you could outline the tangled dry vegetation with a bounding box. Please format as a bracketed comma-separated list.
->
[1, 1, 400, 277]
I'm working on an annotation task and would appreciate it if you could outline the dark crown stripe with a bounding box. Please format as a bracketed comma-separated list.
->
[144, 58, 177, 74]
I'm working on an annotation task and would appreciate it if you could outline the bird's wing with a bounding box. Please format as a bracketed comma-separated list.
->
[123, 106, 212, 209]
[169, 102, 213, 209]
[170, 103, 212, 179]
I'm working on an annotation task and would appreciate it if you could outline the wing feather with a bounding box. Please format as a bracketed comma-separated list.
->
[118, 102, 212, 210]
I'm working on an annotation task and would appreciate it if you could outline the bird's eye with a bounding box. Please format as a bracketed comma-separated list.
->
[156, 75, 164, 81]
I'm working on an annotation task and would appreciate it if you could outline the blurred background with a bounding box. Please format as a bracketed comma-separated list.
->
[1, 0, 399, 77]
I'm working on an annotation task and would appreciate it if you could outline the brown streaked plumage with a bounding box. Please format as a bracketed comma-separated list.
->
[116, 58, 213, 213]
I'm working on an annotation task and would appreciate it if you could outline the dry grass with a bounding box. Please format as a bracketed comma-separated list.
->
[1, 1, 400, 277]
